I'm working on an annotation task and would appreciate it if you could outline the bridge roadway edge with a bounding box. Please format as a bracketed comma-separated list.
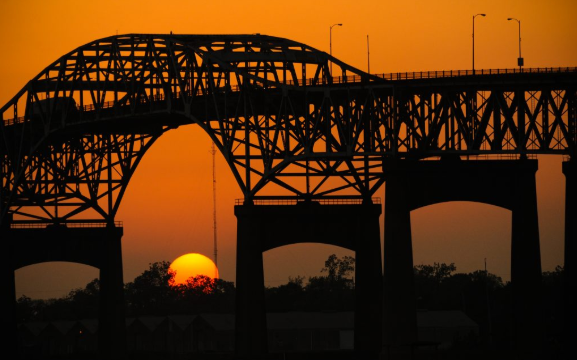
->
[234, 203, 383, 359]
[0, 226, 126, 360]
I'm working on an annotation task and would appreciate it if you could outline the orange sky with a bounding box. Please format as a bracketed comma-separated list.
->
[2, 0, 576, 299]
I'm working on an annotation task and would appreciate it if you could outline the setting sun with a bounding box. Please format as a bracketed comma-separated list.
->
[169, 253, 219, 285]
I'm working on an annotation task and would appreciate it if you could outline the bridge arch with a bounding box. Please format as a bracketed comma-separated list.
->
[411, 201, 511, 277]
[10, 226, 123, 270]
[16, 262, 99, 300]
[0, 34, 380, 226]
[263, 243, 356, 285]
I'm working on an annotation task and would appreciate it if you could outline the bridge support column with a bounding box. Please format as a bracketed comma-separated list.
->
[562, 160, 577, 357]
[3, 225, 126, 359]
[383, 170, 418, 355]
[98, 226, 127, 360]
[234, 202, 383, 358]
[353, 205, 383, 359]
[510, 168, 543, 359]
[382, 159, 543, 358]
[0, 228, 17, 359]
[235, 206, 268, 359]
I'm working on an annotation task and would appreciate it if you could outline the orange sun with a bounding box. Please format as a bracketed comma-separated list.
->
[169, 253, 219, 286]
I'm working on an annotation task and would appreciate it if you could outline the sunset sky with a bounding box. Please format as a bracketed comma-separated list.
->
[1, 0, 576, 299]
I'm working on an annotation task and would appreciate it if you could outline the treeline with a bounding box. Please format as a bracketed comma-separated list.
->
[16, 261, 236, 322]
[16, 256, 565, 350]
[412, 263, 564, 351]
[15, 254, 356, 322]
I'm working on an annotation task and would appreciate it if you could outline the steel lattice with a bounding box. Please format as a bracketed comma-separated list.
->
[1, 34, 576, 225]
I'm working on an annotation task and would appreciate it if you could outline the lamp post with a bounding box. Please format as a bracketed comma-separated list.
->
[472, 13, 486, 73]
[367, 34, 370, 74]
[330, 23, 342, 75]
[508, 18, 523, 71]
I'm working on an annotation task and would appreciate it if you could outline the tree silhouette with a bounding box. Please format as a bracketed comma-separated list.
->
[124, 261, 176, 316]
[321, 254, 355, 282]
[14, 257, 565, 355]
[124, 261, 235, 316]
[542, 266, 564, 351]
[266, 254, 355, 312]
[265, 276, 306, 312]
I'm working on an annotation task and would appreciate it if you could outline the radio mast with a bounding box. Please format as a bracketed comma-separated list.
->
[211, 141, 218, 278]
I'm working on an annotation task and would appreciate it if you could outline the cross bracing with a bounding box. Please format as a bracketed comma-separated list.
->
[1, 34, 576, 225]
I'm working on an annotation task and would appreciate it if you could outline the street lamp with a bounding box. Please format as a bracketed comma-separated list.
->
[330, 23, 342, 75]
[472, 13, 486, 73]
[507, 18, 523, 70]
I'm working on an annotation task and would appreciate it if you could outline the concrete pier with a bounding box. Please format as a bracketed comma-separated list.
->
[234, 202, 383, 359]
[562, 160, 577, 358]
[382, 159, 543, 358]
[1, 225, 126, 359]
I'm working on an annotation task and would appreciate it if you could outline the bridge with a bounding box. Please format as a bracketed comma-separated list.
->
[1, 34, 576, 359]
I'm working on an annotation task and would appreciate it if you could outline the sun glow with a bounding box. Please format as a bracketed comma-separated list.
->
[169, 253, 219, 286]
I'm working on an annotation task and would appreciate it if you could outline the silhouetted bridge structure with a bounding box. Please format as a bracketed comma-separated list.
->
[1, 34, 576, 359]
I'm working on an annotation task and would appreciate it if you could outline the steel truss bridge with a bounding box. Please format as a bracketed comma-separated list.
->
[1, 34, 576, 359]
[0, 34, 575, 226]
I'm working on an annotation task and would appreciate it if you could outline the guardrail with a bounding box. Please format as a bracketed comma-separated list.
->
[234, 198, 381, 206]
[371, 66, 577, 81]
[10, 221, 123, 229]
[419, 153, 538, 161]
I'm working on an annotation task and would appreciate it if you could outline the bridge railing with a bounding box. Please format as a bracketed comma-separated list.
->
[370, 66, 577, 81]
[234, 198, 382, 206]
[419, 153, 538, 161]
[277, 66, 577, 86]
[9, 221, 123, 229]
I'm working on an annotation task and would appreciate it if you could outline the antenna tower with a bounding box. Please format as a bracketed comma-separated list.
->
[211, 142, 218, 278]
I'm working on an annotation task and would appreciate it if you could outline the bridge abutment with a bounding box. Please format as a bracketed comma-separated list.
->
[1, 225, 126, 359]
[234, 202, 382, 359]
[382, 159, 543, 358]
